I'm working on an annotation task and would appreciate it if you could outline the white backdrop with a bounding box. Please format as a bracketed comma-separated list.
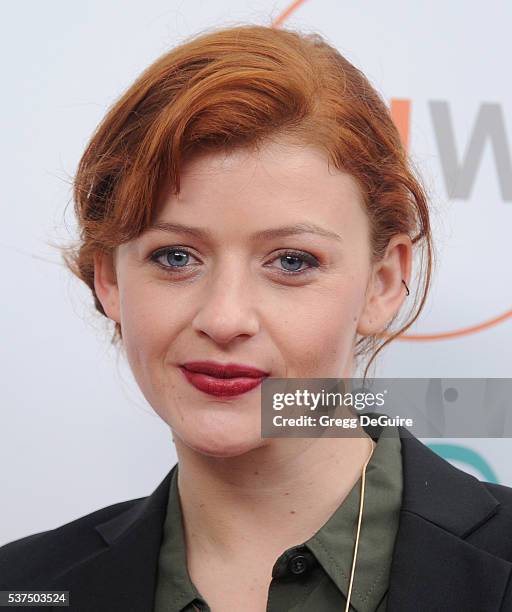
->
[1, 0, 511, 546]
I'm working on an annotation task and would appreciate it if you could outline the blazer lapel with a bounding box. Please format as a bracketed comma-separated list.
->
[387, 430, 512, 611]
[51, 466, 176, 612]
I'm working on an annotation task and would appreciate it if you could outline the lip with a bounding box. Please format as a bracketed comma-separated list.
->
[179, 360, 269, 398]
[181, 360, 269, 378]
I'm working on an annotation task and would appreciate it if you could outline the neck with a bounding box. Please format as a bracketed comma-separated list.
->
[174, 425, 375, 563]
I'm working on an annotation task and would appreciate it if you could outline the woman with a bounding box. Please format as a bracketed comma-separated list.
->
[2, 24, 512, 612]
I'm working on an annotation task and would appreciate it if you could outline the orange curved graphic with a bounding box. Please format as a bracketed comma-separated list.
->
[272, 2, 511, 341]
[272, 0, 309, 28]
[379, 308, 512, 341]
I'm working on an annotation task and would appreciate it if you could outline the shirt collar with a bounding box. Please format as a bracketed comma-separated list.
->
[305, 424, 403, 611]
[153, 464, 203, 612]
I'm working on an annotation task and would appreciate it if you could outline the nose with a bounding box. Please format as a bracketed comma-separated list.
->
[191, 264, 260, 345]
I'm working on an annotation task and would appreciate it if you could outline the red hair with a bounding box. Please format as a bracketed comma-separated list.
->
[59, 24, 434, 378]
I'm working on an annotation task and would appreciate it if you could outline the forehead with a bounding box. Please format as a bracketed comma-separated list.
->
[147, 138, 369, 246]
[165, 140, 363, 211]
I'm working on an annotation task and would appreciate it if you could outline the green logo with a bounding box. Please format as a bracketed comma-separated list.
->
[427, 443, 499, 483]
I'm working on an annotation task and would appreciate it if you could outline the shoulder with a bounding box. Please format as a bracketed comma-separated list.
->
[483, 480, 512, 506]
[471, 481, 512, 549]
[479, 480, 512, 535]
[0, 496, 146, 589]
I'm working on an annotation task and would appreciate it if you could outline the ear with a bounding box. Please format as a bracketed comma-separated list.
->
[93, 249, 121, 325]
[356, 234, 412, 337]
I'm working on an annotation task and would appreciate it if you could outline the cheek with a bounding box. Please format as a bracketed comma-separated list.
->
[119, 283, 162, 347]
[276, 277, 365, 377]
[117, 280, 185, 390]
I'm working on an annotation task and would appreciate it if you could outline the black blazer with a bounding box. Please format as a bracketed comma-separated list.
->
[1, 428, 512, 611]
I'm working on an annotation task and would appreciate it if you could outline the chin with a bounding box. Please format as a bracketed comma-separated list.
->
[184, 431, 265, 458]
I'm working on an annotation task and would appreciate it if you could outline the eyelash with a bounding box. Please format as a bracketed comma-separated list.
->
[148, 247, 321, 277]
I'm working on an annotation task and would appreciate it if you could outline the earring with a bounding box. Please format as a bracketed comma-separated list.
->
[401, 280, 410, 296]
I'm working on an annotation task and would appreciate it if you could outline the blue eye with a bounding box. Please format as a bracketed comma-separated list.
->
[271, 251, 320, 275]
[149, 247, 320, 276]
[150, 247, 198, 270]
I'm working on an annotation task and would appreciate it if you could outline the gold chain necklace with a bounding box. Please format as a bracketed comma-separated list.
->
[344, 435, 375, 612]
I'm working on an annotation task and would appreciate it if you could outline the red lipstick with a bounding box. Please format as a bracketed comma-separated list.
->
[179, 360, 269, 397]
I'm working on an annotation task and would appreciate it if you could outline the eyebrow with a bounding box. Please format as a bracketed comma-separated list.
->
[146, 221, 343, 243]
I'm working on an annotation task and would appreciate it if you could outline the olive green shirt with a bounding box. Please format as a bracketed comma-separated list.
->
[153, 424, 403, 611]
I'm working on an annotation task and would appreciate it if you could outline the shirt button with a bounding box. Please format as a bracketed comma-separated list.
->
[288, 553, 308, 575]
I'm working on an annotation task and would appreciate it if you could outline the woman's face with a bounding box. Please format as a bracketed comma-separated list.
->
[94, 137, 409, 457]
